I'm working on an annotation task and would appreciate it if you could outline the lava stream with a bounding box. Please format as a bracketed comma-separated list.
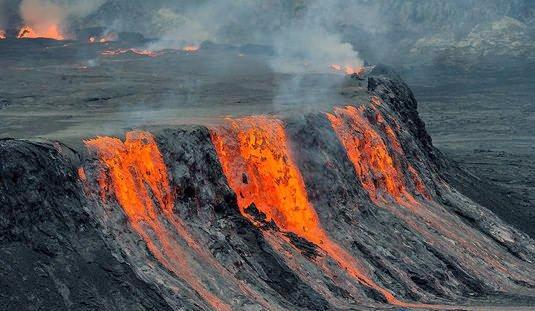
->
[327, 105, 422, 203]
[327, 103, 529, 282]
[210, 116, 400, 304]
[84, 131, 230, 311]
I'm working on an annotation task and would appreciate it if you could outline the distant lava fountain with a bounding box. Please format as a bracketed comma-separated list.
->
[84, 131, 231, 311]
[210, 116, 401, 304]
[17, 24, 64, 40]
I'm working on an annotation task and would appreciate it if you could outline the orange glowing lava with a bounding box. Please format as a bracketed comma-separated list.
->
[211, 116, 400, 304]
[77, 167, 87, 183]
[327, 105, 410, 202]
[85, 131, 173, 221]
[327, 104, 523, 285]
[182, 45, 200, 52]
[211, 116, 323, 238]
[17, 24, 64, 40]
[330, 64, 364, 75]
[85, 131, 230, 311]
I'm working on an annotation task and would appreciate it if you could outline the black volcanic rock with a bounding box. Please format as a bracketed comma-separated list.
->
[154, 127, 330, 310]
[0, 139, 172, 311]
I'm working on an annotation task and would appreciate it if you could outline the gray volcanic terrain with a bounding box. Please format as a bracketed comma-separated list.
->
[0, 39, 355, 144]
[403, 66, 535, 239]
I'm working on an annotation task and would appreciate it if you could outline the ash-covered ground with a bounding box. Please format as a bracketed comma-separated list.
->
[403, 66, 535, 238]
[0, 39, 357, 146]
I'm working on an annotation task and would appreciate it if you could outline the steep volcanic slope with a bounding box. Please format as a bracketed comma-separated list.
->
[2, 68, 535, 310]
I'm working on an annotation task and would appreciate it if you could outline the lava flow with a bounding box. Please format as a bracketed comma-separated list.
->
[17, 25, 64, 40]
[84, 131, 230, 311]
[327, 105, 418, 203]
[210, 116, 401, 304]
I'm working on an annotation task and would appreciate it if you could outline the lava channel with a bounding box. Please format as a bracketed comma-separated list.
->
[84, 131, 231, 311]
[210, 115, 402, 305]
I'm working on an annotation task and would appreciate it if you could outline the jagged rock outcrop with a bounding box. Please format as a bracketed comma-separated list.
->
[1, 68, 535, 310]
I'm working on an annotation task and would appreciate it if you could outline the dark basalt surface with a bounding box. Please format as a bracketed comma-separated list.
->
[1, 68, 535, 310]
[0, 139, 171, 311]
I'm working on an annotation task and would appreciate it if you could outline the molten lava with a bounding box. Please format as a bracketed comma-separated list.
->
[84, 131, 230, 311]
[17, 24, 64, 40]
[84, 131, 173, 220]
[330, 64, 364, 75]
[211, 116, 323, 237]
[182, 45, 200, 52]
[211, 116, 401, 304]
[327, 105, 411, 202]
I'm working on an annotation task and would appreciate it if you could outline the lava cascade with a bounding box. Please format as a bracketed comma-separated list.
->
[327, 101, 533, 285]
[84, 131, 230, 311]
[210, 116, 401, 304]
[327, 104, 422, 203]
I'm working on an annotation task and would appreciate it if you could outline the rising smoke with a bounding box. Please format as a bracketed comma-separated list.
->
[3, 0, 534, 59]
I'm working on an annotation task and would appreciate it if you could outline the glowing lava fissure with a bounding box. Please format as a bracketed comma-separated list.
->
[210, 116, 401, 304]
[84, 131, 231, 311]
